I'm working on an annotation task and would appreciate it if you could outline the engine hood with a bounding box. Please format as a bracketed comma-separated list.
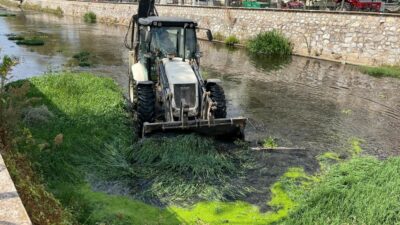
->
[162, 58, 197, 84]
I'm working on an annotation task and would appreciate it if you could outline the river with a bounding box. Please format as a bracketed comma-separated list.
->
[1, 9, 399, 158]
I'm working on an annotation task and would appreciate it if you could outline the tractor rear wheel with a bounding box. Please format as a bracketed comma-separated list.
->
[136, 83, 155, 137]
[207, 83, 227, 118]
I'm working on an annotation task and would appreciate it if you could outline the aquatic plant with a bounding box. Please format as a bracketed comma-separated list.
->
[7, 35, 24, 41]
[16, 38, 45, 46]
[72, 51, 92, 67]
[247, 30, 293, 57]
[0, 13, 16, 17]
[350, 137, 363, 156]
[83, 12, 96, 23]
[263, 136, 278, 148]
[360, 65, 400, 79]
[224, 35, 240, 46]
[129, 135, 249, 203]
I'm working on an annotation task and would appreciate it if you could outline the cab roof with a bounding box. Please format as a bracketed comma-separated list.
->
[138, 16, 198, 27]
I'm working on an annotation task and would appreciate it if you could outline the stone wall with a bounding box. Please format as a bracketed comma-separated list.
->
[20, 0, 400, 65]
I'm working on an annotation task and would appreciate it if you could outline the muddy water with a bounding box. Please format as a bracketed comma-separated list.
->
[1, 10, 399, 158]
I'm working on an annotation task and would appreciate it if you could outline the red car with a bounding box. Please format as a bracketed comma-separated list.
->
[335, 0, 382, 12]
[282, 0, 305, 9]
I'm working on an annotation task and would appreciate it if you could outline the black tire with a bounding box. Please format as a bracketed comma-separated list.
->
[207, 83, 227, 119]
[136, 83, 155, 137]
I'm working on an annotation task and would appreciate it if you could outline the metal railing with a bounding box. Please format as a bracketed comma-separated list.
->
[79, 0, 400, 13]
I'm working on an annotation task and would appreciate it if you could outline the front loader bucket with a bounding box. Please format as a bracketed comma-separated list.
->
[143, 117, 247, 139]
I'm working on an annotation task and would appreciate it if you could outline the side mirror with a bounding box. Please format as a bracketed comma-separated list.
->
[206, 30, 213, 41]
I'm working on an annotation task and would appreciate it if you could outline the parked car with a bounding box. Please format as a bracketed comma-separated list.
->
[281, 0, 305, 9]
[335, 0, 383, 11]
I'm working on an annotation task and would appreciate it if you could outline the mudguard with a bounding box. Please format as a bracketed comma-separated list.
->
[131, 62, 149, 82]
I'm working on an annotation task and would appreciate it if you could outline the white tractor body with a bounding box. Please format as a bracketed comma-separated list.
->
[162, 58, 199, 117]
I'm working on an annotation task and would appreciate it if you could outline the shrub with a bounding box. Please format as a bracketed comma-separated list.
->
[247, 30, 293, 57]
[224, 35, 240, 46]
[83, 12, 96, 23]
[23, 105, 54, 126]
[213, 32, 225, 41]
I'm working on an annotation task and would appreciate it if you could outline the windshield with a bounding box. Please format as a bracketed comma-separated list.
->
[150, 27, 196, 59]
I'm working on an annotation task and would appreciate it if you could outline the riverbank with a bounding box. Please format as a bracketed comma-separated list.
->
[1, 73, 293, 224]
[1, 72, 399, 224]
[2, 0, 400, 65]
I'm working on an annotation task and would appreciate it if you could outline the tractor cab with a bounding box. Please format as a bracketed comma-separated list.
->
[137, 17, 198, 62]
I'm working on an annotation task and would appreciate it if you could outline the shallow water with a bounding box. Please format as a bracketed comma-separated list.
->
[1, 9, 399, 159]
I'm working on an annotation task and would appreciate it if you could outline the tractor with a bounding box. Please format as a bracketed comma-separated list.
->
[125, 0, 247, 138]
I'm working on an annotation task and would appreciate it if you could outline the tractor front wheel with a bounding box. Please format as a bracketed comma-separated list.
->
[136, 83, 155, 137]
[207, 83, 227, 119]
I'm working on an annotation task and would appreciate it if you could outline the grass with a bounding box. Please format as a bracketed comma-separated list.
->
[247, 30, 293, 57]
[213, 32, 225, 41]
[5, 73, 133, 223]
[0, 0, 63, 15]
[283, 156, 400, 225]
[3, 72, 307, 224]
[360, 65, 400, 79]
[3, 72, 271, 224]
[54, 184, 181, 225]
[72, 51, 92, 67]
[5, 72, 400, 224]
[224, 35, 239, 46]
[1, 56, 73, 224]
[0, 0, 19, 7]
[22, 4, 64, 16]
[84, 12, 97, 23]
